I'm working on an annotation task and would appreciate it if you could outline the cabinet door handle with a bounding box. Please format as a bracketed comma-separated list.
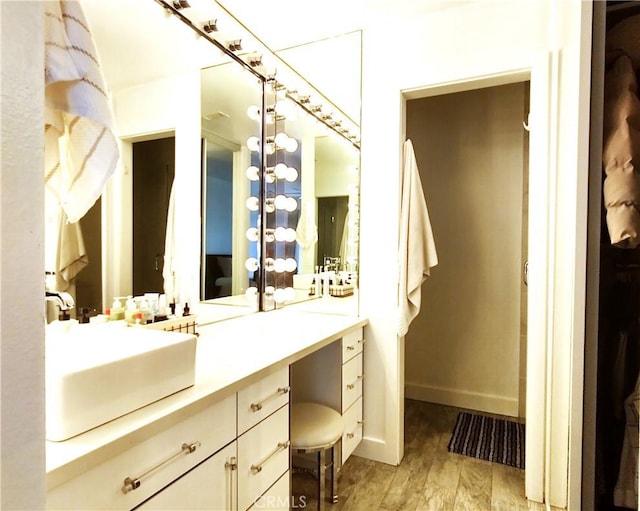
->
[250, 386, 290, 412]
[121, 441, 201, 494]
[346, 420, 365, 439]
[346, 374, 364, 390]
[250, 440, 290, 474]
[224, 456, 237, 510]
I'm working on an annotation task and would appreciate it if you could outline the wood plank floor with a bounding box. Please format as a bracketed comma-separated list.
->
[292, 399, 550, 511]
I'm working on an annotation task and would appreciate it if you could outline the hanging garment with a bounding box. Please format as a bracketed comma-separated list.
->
[614, 372, 639, 509]
[44, 0, 119, 223]
[296, 201, 318, 249]
[397, 139, 438, 337]
[602, 54, 640, 248]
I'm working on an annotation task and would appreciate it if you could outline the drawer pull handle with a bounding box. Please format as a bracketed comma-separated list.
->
[250, 440, 290, 474]
[347, 374, 365, 390]
[346, 421, 365, 439]
[121, 441, 201, 494]
[346, 339, 364, 351]
[225, 456, 237, 510]
[250, 386, 290, 412]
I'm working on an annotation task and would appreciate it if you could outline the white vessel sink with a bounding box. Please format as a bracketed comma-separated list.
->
[46, 323, 197, 442]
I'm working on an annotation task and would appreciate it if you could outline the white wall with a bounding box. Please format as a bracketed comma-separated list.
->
[357, 0, 546, 466]
[404, 83, 526, 417]
[357, 1, 591, 508]
[0, 2, 46, 509]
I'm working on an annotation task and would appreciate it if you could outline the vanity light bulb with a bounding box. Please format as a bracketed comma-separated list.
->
[264, 258, 275, 271]
[245, 287, 258, 301]
[274, 258, 286, 273]
[247, 136, 260, 152]
[284, 137, 298, 153]
[285, 197, 298, 212]
[265, 285, 275, 296]
[265, 142, 275, 155]
[285, 228, 297, 242]
[285, 258, 297, 272]
[265, 168, 275, 184]
[285, 166, 298, 182]
[245, 165, 260, 181]
[274, 194, 287, 210]
[246, 105, 260, 121]
[274, 226, 287, 242]
[245, 258, 259, 272]
[274, 132, 289, 149]
[265, 229, 275, 243]
[284, 287, 296, 302]
[265, 199, 275, 214]
[274, 288, 286, 304]
[245, 227, 259, 242]
[245, 196, 259, 211]
[274, 163, 288, 180]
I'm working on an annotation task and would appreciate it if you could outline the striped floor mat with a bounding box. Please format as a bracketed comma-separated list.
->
[447, 412, 525, 469]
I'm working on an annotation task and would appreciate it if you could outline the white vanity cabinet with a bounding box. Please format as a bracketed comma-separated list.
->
[135, 441, 237, 510]
[340, 329, 364, 463]
[46, 393, 237, 511]
[290, 326, 365, 466]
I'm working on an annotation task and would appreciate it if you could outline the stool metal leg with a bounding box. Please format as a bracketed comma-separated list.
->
[318, 450, 326, 511]
[329, 445, 338, 504]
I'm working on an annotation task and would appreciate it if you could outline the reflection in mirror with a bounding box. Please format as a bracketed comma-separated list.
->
[200, 62, 262, 310]
[74, 0, 361, 323]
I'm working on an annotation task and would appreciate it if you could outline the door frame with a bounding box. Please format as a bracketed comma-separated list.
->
[401, 63, 551, 503]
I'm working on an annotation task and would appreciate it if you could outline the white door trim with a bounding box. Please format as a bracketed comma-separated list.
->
[401, 61, 551, 504]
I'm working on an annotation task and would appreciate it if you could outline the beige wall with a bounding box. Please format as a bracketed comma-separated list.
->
[404, 83, 527, 417]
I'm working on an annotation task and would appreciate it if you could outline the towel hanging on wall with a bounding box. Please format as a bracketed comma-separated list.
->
[397, 139, 438, 337]
[44, 0, 119, 224]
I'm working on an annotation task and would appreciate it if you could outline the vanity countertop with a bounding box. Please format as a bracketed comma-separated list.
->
[46, 309, 367, 490]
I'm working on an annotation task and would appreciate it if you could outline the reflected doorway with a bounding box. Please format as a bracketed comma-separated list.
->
[132, 137, 175, 296]
[317, 196, 348, 268]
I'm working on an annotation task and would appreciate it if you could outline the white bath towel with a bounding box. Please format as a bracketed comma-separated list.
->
[44, 0, 119, 223]
[296, 201, 318, 249]
[56, 210, 88, 292]
[397, 139, 438, 337]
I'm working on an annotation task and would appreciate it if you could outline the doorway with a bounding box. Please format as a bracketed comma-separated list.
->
[132, 137, 175, 296]
[403, 79, 531, 478]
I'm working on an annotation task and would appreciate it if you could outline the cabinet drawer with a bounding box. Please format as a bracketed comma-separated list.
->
[47, 393, 237, 511]
[238, 367, 290, 435]
[341, 328, 364, 362]
[247, 471, 291, 511]
[135, 441, 237, 510]
[238, 404, 290, 511]
[342, 353, 363, 412]
[342, 396, 363, 464]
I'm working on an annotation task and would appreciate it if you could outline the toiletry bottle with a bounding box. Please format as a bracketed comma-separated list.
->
[110, 298, 125, 321]
[309, 278, 316, 296]
[183, 302, 190, 316]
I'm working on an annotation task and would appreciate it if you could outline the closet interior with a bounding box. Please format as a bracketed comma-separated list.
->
[586, 2, 640, 510]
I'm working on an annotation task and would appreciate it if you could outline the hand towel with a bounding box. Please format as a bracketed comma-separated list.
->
[44, 1, 119, 223]
[163, 179, 179, 303]
[397, 139, 438, 337]
[55, 210, 88, 292]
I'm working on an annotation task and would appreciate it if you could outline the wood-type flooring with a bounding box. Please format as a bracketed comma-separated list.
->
[292, 399, 557, 511]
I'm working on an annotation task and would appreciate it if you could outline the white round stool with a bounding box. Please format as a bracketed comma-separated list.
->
[290, 402, 344, 511]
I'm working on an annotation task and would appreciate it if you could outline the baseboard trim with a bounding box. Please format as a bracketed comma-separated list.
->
[405, 382, 519, 417]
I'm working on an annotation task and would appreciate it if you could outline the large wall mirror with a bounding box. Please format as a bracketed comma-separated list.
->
[62, 0, 361, 324]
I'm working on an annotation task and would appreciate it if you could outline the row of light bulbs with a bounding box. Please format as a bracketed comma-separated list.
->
[161, 0, 360, 148]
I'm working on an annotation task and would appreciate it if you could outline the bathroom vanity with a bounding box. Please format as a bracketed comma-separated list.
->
[46, 310, 367, 510]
